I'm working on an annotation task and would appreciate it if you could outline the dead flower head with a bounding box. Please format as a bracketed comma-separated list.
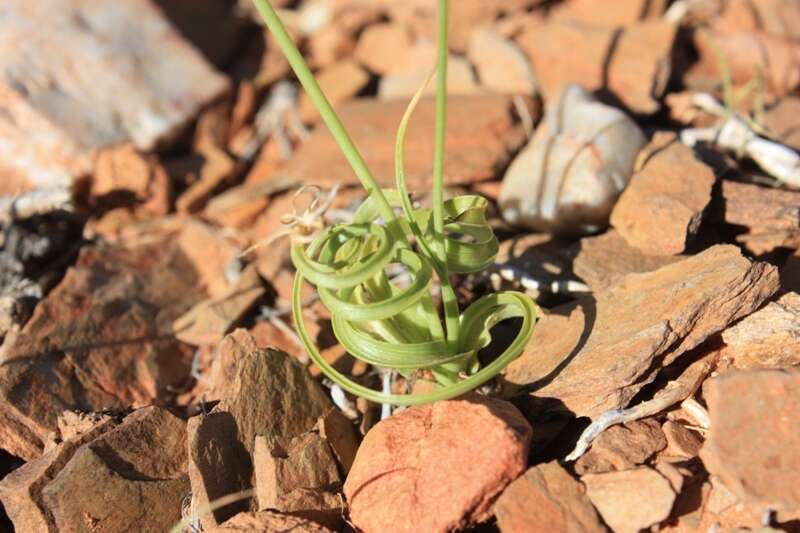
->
[241, 184, 340, 257]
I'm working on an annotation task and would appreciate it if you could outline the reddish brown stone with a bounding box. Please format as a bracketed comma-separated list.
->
[299, 59, 370, 122]
[0, 418, 117, 532]
[572, 230, 682, 291]
[254, 433, 343, 529]
[176, 219, 241, 298]
[467, 27, 537, 95]
[281, 94, 527, 190]
[344, 396, 531, 533]
[718, 180, 800, 255]
[316, 408, 359, 475]
[42, 408, 188, 532]
[378, 53, 479, 100]
[91, 143, 172, 215]
[611, 133, 716, 255]
[0, 234, 205, 459]
[720, 292, 800, 369]
[552, 0, 668, 25]
[494, 461, 606, 533]
[583, 467, 675, 533]
[517, 20, 676, 114]
[353, 22, 413, 75]
[661, 420, 703, 459]
[205, 510, 334, 532]
[174, 265, 265, 346]
[691, 29, 800, 100]
[188, 346, 331, 527]
[575, 419, 667, 475]
[175, 144, 239, 214]
[700, 368, 800, 511]
[0, 407, 187, 533]
[505, 245, 779, 418]
[763, 96, 800, 151]
[0, 0, 229, 193]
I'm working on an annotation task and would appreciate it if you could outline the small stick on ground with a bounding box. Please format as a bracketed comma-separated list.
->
[565, 353, 716, 461]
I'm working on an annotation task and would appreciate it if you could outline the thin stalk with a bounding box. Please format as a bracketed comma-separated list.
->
[433, 0, 460, 353]
[251, 0, 396, 223]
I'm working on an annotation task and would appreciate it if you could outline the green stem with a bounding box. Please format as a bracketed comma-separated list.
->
[433, 0, 460, 354]
[251, 0, 396, 223]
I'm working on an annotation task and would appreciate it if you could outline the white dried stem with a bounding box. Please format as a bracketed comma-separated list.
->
[329, 383, 359, 420]
[491, 264, 591, 295]
[0, 186, 73, 224]
[565, 354, 714, 461]
[681, 93, 800, 187]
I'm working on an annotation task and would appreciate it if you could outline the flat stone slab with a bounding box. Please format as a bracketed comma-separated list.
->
[0, 0, 229, 193]
[281, 94, 528, 190]
[505, 245, 779, 418]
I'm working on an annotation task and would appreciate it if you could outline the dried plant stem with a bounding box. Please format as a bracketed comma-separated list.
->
[566, 354, 715, 461]
[0, 186, 72, 224]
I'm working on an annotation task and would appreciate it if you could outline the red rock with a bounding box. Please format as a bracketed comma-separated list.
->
[700, 368, 800, 511]
[448, 0, 532, 52]
[517, 20, 676, 113]
[344, 396, 531, 533]
[0, 234, 205, 459]
[353, 22, 413, 75]
[306, 24, 356, 70]
[91, 143, 171, 215]
[215, 348, 331, 453]
[653, 460, 687, 494]
[316, 408, 359, 474]
[42, 407, 188, 532]
[505, 245, 779, 418]
[717, 180, 800, 256]
[0, 0, 229, 194]
[467, 26, 537, 95]
[254, 433, 343, 529]
[0, 407, 187, 533]
[378, 54, 480, 100]
[206, 510, 334, 532]
[494, 461, 606, 533]
[783, 250, 800, 293]
[611, 133, 716, 255]
[175, 144, 239, 214]
[712, 0, 800, 38]
[0, 417, 116, 532]
[187, 346, 331, 527]
[552, 0, 668, 25]
[48, 411, 115, 452]
[720, 292, 800, 369]
[763, 96, 800, 151]
[281, 94, 527, 190]
[583, 467, 675, 533]
[575, 419, 667, 475]
[176, 219, 241, 298]
[661, 420, 703, 459]
[204, 178, 294, 230]
[299, 59, 370, 122]
[206, 329, 258, 400]
[691, 29, 800, 100]
[572, 230, 682, 291]
[173, 265, 265, 346]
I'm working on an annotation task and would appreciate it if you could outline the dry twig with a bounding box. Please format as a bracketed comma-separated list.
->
[566, 353, 716, 461]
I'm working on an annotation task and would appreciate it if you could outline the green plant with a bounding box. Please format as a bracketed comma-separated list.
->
[252, 0, 540, 405]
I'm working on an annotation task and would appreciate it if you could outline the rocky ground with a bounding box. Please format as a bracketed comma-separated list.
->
[1, 0, 800, 532]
